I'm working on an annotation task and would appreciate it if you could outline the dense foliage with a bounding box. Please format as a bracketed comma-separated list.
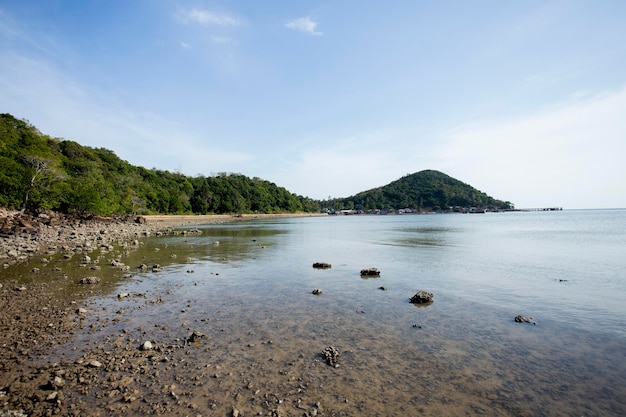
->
[0, 114, 320, 215]
[330, 170, 513, 212]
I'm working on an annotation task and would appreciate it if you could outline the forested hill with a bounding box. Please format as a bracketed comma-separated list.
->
[332, 170, 513, 212]
[0, 113, 320, 215]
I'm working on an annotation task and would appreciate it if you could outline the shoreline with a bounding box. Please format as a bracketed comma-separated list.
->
[1, 211, 325, 267]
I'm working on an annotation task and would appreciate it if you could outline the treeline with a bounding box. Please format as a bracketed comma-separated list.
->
[0, 113, 321, 216]
[330, 170, 513, 212]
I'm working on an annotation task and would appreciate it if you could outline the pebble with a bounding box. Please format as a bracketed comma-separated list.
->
[88, 360, 102, 368]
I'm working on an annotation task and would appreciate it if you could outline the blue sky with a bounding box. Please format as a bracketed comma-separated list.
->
[1, 1, 626, 209]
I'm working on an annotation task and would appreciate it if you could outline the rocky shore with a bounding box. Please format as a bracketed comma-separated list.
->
[1, 209, 328, 417]
[1, 210, 323, 267]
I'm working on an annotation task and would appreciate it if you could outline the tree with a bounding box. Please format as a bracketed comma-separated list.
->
[20, 154, 63, 212]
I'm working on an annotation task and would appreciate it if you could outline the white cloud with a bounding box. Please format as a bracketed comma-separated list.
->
[176, 9, 241, 26]
[286, 16, 322, 36]
[180, 41, 192, 49]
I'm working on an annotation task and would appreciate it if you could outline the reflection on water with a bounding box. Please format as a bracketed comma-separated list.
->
[4, 212, 626, 416]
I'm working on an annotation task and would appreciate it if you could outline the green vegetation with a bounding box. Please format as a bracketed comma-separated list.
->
[1, 113, 512, 216]
[0, 114, 320, 215]
[328, 170, 513, 212]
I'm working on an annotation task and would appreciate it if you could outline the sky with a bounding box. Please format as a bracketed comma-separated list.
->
[1, 0, 626, 209]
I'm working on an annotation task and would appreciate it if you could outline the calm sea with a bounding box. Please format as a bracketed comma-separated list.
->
[44, 210, 626, 415]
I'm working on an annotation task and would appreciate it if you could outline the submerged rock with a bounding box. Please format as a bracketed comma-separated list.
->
[409, 290, 434, 304]
[313, 262, 332, 269]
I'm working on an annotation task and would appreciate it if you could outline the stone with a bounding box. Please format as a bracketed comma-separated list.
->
[322, 346, 340, 367]
[360, 268, 380, 277]
[187, 331, 205, 344]
[312, 289, 323, 295]
[79, 276, 101, 285]
[51, 376, 65, 388]
[514, 315, 536, 325]
[141, 341, 154, 351]
[312, 262, 332, 269]
[410, 290, 433, 304]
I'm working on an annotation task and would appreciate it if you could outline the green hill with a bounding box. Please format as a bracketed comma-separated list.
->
[1, 113, 513, 216]
[0, 113, 320, 215]
[333, 170, 513, 212]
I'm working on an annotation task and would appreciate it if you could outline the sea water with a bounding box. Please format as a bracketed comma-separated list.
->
[40, 210, 626, 415]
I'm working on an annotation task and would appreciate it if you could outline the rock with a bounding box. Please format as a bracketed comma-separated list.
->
[51, 376, 65, 388]
[514, 315, 536, 325]
[88, 360, 102, 368]
[76, 308, 88, 315]
[360, 268, 380, 277]
[118, 293, 129, 299]
[410, 290, 433, 304]
[141, 341, 154, 351]
[187, 331, 205, 344]
[322, 346, 340, 367]
[79, 276, 101, 285]
[312, 262, 332, 269]
[312, 288, 323, 295]
[82, 255, 91, 263]
[378, 286, 387, 291]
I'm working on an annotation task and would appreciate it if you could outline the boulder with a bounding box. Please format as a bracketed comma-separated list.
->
[313, 262, 332, 269]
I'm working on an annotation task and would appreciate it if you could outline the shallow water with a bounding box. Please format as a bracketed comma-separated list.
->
[5, 210, 626, 416]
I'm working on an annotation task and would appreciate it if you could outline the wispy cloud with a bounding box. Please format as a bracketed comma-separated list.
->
[286, 16, 322, 36]
[180, 41, 192, 49]
[175, 9, 241, 26]
[210, 35, 237, 46]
